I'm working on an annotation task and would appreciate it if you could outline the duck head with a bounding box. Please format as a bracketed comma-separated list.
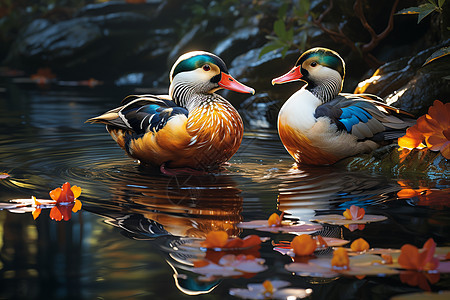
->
[272, 48, 345, 102]
[169, 51, 254, 107]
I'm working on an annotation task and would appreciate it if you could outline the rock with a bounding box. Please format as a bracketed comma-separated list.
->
[3, 2, 176, 80]
[239, 93, 280, 129]
[354, 39, 450, 116]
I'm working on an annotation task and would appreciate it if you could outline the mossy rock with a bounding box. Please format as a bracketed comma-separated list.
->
[340, 146, 449, 180]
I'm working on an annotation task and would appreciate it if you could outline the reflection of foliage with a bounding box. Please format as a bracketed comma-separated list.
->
[396, 0, 446, 24]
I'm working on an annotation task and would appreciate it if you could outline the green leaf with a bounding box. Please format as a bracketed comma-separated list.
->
[438, 0, 446, 8]
[427, 0, 437, 6]
[281, 46, 289, 58]
[277, 3, 288, 20]
[423, 46, 450, 66]
[417, 3, 437, 23]
[287, 28, 294, 42]
[396, 6, 421, 15]
[259, 42, 284, 57]
[274, 19, 287, 39]
[295, 0, 310, 16]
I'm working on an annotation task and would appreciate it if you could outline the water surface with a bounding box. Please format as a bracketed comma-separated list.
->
[0, 81, 449, 299]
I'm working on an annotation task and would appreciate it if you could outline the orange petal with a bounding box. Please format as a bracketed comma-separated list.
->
[50, 206, 63, 221]
[343, 209, 352, 220]
[428, 100, 448, 125]
[268, 213, 282, 226]
[397, 189, 419, 198]
[350, 238, 370, 252]
[440, 141, 450, 159]
[262, 280, 274, 294]
[427, 133, 447, 149]
[71, 185, 82, 199]
[202, 230, 228, 248]
[291, 234, 317, 256]
[382, 254, 393, 264]
[224, 238, 244, 249]
[193, 259, 210, 268]
[315, 235, 328, 248]
[58, 182, 75, 203]
[49, 187, 62, 201]
[331, 247, 350, 270]
[346, 205, 365, 220]
[241, 235, 261, 248]
[72, 199, 82, 213]
[421, 238, 439, 271]
[32, 208, 41, 220]
[398, 244, 420, 270]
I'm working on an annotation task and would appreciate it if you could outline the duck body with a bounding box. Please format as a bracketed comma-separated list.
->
[88, 51, 254, 172]
[273, 48, 415, 165]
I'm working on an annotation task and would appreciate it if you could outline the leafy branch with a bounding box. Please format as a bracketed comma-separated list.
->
[396, 0, 446, 24]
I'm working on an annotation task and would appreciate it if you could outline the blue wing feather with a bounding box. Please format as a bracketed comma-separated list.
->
[118, 96, 188, 134]
[339, 106, 372, 132]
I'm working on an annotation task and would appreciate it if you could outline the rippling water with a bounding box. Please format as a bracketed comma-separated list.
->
[0, 82, 449, 299]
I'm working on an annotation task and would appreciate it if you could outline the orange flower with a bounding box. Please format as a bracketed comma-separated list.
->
[343, 205, 365, 220]
[49, 182, 81, 203]
[331, 247, 350, 270]
[202, 230, 229, 248]
[291, 234, 317, 256]
[398, 238, 439, 271]
[398, 100, 450, 159]
[350, 238, 370, 252]
[268, 212, 284, 226]
[201, 231, 261, 249]
[398, 126, 426, 149]
[315, 235, 328, 249]
[262, 280, 274, 295]
[382, 254, 393, 264]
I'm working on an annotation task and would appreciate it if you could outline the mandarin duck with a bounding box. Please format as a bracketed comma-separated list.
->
[88, 51, 254, 174]
[272, 47, 415, 165]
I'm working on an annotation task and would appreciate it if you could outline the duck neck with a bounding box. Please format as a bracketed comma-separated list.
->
[306, 76, 342, 103]
[170, 82, 209, 112]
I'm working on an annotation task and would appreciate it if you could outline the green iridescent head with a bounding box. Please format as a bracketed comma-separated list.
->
[170, 51, 228, 81]
[295, 47, 345, 79]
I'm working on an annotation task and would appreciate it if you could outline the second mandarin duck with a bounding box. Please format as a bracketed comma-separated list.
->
[272, 47, 415, 165]
[88, 51, 254, 174]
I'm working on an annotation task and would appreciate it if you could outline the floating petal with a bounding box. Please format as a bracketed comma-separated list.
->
[311, 214, 387, 225]
[351, 238, 370, 252]
[291, 234, 316, 256]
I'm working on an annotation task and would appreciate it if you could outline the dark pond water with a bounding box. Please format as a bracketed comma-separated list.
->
[0, 80, 449, 300]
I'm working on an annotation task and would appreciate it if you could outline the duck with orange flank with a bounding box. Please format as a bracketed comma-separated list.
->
[272, 47, 415, 165]
[88, 51, 254, 174]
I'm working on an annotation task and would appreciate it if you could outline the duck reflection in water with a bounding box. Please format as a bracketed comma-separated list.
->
[87, 174, 243, 239]
[84, 174, 244, 295]
[277, 165, 400, 237]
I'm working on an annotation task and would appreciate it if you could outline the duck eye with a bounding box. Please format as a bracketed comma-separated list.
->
[202, 64, 211, 71]
[310, 61, 317, 67]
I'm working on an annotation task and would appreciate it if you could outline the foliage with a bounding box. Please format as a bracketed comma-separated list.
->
[396, 0, 446, 24]
[260, 0, 312, 57]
